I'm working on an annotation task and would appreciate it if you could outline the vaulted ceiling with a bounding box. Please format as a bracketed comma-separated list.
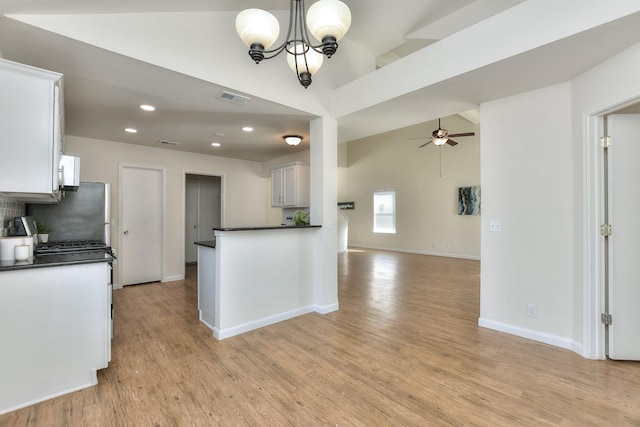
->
[1, 1, 640, 162]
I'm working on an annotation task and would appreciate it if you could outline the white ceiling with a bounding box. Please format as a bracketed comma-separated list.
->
[1, 1, 640, 162]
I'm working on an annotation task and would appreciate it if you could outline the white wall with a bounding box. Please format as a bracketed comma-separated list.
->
[339, 115, 481, 259]
[479, 41, 640, 358]
[479, 82, 577, 350]
[65, 136, 267, 283]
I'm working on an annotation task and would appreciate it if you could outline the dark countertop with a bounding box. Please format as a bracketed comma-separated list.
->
[212, 225, 322, 232]
[0, 252, 113, 272]
[194, 240, 216, 249]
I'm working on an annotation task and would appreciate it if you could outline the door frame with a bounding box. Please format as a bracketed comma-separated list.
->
[583, 95, 640, 359]
[181, 170, 225, 278]
[118, 163, 166, 286]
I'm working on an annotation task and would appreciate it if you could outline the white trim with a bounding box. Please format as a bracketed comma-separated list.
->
[582, 114, 606, 359]
[349, 244, 480, 261]
[213, 305, 316, 340]
[478, 318, 583, 355]
[0, 379, 97, 416]
[314, 302, 339, 314]
[163, 275, 183, 282]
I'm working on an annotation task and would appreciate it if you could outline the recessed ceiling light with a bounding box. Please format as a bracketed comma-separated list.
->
[242, 126, 253, 132]
[211, 142, 221, 147]
[140, 104, 156, 111]
[124, 128, 138, 133]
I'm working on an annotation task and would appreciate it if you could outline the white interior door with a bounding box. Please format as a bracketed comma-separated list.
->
[607, 114, 640, 360]
[185, 179, 199, 263]
[120, 166, 163, 286]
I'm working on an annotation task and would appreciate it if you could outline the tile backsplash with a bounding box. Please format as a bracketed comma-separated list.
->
[0, 194, 25, 236]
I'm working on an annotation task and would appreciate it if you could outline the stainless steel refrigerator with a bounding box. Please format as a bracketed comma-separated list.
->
[27, 182, 111, 244]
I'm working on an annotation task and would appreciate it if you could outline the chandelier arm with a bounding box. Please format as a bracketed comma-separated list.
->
[251, 0, 334, 59]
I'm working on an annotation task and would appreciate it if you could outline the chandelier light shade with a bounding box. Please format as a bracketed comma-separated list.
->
[287, 43, 323, 87]
[235, 0, 351, 88]
[235, 9, 280, 52]
[283, 135, 303, 146]
[306, 0, 352, 46]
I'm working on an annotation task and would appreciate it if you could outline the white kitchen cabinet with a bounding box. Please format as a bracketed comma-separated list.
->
[0, 262, 110, 414]
[0, 59, 64, 203]
[271, 162, 310, 208]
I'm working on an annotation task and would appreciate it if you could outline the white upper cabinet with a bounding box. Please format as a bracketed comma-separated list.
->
[271, 162, 310, 208]
[0, 59, 64, 203]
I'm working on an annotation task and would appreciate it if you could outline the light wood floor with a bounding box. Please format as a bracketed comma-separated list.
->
[2, 249, 639, 426]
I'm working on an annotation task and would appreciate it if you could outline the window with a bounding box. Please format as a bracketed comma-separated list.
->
[373, 190, 396, 233]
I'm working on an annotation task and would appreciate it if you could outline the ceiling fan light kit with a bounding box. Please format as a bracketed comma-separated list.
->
[413, 118, 475, 148]
[236, 0, 352, 88]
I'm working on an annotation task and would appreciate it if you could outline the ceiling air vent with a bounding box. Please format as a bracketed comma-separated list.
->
[216, 90, 251, 105]
[158, 140, 181, 146]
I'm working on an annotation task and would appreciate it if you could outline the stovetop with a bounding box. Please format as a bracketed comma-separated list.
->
[35, 240, 112, 255]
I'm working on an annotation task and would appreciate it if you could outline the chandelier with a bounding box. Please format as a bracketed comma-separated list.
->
[235, 0, 352, 88]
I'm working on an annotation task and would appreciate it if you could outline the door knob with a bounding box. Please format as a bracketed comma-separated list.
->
[124, 230, 129, 235]
[193, 225, 198, 229]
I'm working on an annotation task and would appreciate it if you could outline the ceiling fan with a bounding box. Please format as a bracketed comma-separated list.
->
[411, 118, 475, 147]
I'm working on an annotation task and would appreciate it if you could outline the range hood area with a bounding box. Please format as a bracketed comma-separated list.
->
[59, 154, 80, 191]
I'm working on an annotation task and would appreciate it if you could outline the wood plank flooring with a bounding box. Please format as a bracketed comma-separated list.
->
[2, 249, 639, 426]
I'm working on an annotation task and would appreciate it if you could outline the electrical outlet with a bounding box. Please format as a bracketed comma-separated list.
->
[527, 304, 537, 318]
[489, 220, 502, 232]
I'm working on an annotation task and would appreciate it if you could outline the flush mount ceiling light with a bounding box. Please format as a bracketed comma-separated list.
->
[236, 0, 351, 88]
[283, 135, 303, 146]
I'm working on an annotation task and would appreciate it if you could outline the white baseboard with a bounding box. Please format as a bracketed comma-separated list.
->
[0, 380, 96, 416]
[478, 317, 582, 355]
[349, 244, 480, 261]
[214, 305, 316, 340]
[163, 275, 183, 282]
[314, 302, 339, 314]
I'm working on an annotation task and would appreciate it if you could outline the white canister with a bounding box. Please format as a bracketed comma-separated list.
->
[0, 236, 28, 261]
[14, 244, 30, 261]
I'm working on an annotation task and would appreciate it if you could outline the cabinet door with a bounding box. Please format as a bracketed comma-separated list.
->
[282, 166, 297, 206]
[271, 168, 283, 207]
[0, 61, 62, 199]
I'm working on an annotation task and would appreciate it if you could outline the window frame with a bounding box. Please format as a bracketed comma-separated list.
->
[373, 190, 396, 234]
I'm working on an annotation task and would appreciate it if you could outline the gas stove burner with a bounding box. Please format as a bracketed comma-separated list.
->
[35, 239, 112, 255]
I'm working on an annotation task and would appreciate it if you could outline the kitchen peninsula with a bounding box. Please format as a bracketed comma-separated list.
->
[195, 225, 323, 340]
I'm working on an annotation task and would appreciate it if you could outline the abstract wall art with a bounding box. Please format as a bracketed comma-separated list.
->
[458, 186, 481, 215]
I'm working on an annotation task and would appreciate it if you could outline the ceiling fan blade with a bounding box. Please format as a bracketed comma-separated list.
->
[418, 141, 432, 148]
[446, 139, 459, 146]
[447, 132, 475, 137]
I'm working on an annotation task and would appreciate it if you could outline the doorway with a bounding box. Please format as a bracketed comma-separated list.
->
[119, 165, 164, 286]
[584, 101, 640, 360]
[184, 174, 222, 264]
